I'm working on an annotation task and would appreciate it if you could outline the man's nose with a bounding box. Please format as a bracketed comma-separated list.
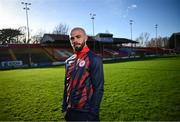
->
[73, 37, 79, 43]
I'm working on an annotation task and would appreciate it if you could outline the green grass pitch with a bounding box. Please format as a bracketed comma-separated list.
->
[0, 56, 180, 121]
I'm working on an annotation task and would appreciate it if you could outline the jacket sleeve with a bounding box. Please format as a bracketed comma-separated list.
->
[90, 56, 104, 116]
[61, 65, 68, 113]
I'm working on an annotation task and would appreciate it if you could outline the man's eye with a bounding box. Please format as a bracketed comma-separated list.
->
[70, 37, 74, 40]
[76, 35, 81, 38]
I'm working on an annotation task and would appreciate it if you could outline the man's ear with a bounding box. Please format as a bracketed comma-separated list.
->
[85, 35, 88, 42]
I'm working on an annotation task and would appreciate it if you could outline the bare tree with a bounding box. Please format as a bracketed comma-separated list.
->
[16, 26, 32, 44]
[52, 23, 69, 35]
[147, 36, 169, 48]
[135, 32, 150, 47]
[146, 38, 156, 47]
[31, 29, 45, 44]
[31, 35, 41, 44]
[17, 26, 26, 44]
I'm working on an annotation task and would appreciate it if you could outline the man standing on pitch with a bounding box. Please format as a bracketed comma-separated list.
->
[62, 27, 104, 121]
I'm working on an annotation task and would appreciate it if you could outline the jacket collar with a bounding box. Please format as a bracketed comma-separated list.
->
[75, 45, 89, 59]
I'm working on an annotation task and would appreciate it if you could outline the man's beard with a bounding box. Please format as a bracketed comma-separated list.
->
[74, 42, 85, 52]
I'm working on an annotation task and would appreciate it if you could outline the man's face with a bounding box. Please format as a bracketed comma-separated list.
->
[69, 29, 87, 52]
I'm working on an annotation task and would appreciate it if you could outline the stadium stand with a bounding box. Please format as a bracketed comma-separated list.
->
[0, 48, 13, 62]
[0, 32, 177, 69]
[43, 47, 73, 61]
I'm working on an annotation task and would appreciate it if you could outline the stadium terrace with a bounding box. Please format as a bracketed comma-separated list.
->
[0, 32, 179, 69]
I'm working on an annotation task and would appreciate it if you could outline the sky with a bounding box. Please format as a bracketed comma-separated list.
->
[0, 0, 180, 40]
